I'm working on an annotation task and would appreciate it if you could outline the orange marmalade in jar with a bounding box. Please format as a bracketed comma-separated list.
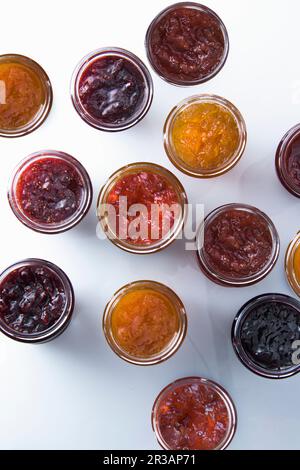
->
[164, 95, 247, 178]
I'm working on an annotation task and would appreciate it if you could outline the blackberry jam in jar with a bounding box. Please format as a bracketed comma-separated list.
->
[276, 124, 300, 198]
[0, 259, 74, 343]
[71, 48, 153, 132]
[8, 150, 93, 234]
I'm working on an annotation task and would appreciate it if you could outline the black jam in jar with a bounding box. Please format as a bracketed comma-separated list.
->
[71, 48, 153, 132]
[0, 259, 74, 343]
[232, 294, 300, 379]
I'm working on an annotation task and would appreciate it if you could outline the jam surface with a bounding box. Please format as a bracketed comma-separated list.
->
[204, 209, 273, 278]
[294, 245, 300, 285]
[285, 134, 300, 192]
[241, 301, 300, 370]
[0, 61, 46, 130]
[172, 102, 240, 171]
[16, 157, 84, 225]
[78, 55, 146, 126]
[149, 6, 225, 83]
[0, 264, 67, 335]
[106, 171, 180, 245]
[156, 381, 229, 450]
[111, 289, 179, 358]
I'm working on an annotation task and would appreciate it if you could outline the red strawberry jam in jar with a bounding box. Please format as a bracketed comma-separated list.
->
[152, 377, 237, 450]
[71, 48, 153, 132]
[276, 124, 300, 198]
[145, 2, 229, 86]
[0, 259, 74, 343]
[97, 162, 187, 254]
[196, 204, 280, 287]
[8, 150, 93, 234]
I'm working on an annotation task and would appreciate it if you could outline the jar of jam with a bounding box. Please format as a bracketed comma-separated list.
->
[276, 124, 300, 198]
[0, 259, 74, 344]
[97, 162, 187, 254]
[103, 281, 187, 366]
[152, 377, 237, 450]
[232, 294, 300, 379]
[164, 95, 247, 178]
[8, 150, 93, 234]
[0, 54, 53, 137]
[196, 204, 280, 287]
[145, 2, 229, 86]
[71, 48, 153, 132]
[285, 233, 300, 297]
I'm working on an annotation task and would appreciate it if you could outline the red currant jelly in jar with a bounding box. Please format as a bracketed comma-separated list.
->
[8, 150, 93, 234]
[0, 259, 74, 343]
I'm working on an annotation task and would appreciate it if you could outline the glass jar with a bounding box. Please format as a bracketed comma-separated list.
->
[152, 377, 237, 450]
[0, 259, 75, 344]
[285, 232, 300, 297]
[103, 281, 187, 366]
[0, 54, 53, 138]
[97, 162, 188, 254]
[8, 150, 93, 234]
[232, 294, 300, 379]
[275, 124, 300, 198]
[196, 203, 280, 287]
[164, 95, 247, 178]
[145, 2, 229, 86]
[71, 47, 153, 132]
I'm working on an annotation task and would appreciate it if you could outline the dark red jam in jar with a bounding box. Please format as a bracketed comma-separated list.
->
[0, 259, 74, 343]
[71, 48, 153, 131]
[197, 204, 280, 287]
[97, 163, 187, 254]
[145, 2, 229, 86]
[152, 377, 237, 450]
[8, 150, 93, 234]
[232, 294, 300, 379]
[276, 124, 300, 198]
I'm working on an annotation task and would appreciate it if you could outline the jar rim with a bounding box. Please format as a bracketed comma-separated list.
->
[285, 232, 300, 297]
[70, 47, 153, 132]
[103, 280, 188, 366]
[97, 162, 188, 254]
[145, 2, 230, 87]
[196, 203, 280, 287]
[8, 150, 93, 234]
[164, 94, 247, 178]
[275, 123, 300, 198]
[232, 293, 300, 379]
[152, 376, 237, 450]
[0, 258, 75, 343]
[0, 53, 53, 138]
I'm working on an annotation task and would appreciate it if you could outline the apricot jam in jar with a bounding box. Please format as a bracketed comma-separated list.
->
[97, 162, 187, 254]
[164, 95, 247, 178]
[0, 54, 52, 137]
[286, 233, 300, 297]
[145, 2, 229, 86]
[276, 124, 300, 198]
[0, 259, 74, 344]
[103, 281, 187, 366]
[8, 150, 93, 234]
[152, 377, 237, 450]
[71, 48, 153, 132]
[196, 204, 280, 287]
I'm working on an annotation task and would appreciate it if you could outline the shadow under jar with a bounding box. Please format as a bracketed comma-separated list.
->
[0, 54, 53, 138]
[232, 294, 300, 379]
[164, 95, 247, 178]
[285, 232, 300, 297]
[276, 124, 300, 198]
[196, 204, 280, 287]
[145, 2, 229, 86]
[97, 162, 187, 254]
[103, 281, 187, 366]
[0, 259, 74, 344]
[152, 377, 237, 450]
[8, 150, 93, 234]
[71, 48, 153, 132]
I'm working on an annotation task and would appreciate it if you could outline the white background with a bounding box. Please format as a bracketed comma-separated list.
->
[0, 0, 299, 451]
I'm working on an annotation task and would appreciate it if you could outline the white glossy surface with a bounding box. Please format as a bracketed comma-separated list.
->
[0, 0, 299, 451]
